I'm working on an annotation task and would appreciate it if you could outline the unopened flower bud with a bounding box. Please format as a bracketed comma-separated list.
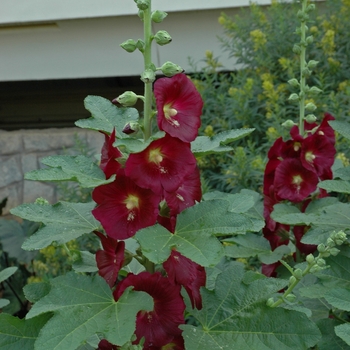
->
[310, 265, 322, 273]
[335, 230, 347, 242]
[305, 103, 317, 112]
[335, 239, 344, 246]
[306, 35, 314, 44]
[35, 197, 49, 205]
[266, 298, 274, 307]
[306, 254, 315, 264]
[120, 39, 137, 53]
[285, 294, 297, 303]
[141, 68, 156, 83]
[307, 60, 319, 69]
[289, 276, 297, 285]
[138, 10, 144, 20]
[160, 61, 184, 77]
[134, 0, 149, 10]
[294, 269, 303, 280]
[309, 86, 323, 95]
[306, 4, 316, 12]
[123, 121, 140, 135]
[282, 119, 296, 129]
[293, 44, 302, 54]
[136, 39, 145, 52]
[305, 114, 317, 123]
[329, 248, 340, 256]
[327, 237, 335, 248]
[288, 78, 300, 88]
[154, 30, 172, 45]
[302, 68, 311, 77]
[288, 93, 299, 102]
[317, 258, 326, 267]
[151, 10, 168, 23]
[113, 91, 138, 107]
[322, 251, 331, 258]
[317, 243, 326, 253]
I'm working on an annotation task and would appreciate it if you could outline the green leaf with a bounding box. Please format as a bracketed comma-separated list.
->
[25, 155, 114, 188]
[317, 319, 350, 350]
[329, 120, 350, 140]
[27, 273, 153, 349]
[334, 166, 350, 181]
[23, 282, 51, 303]
[0, 267, 18, 283]
[0, 313, 51, 350]
[0, 299, 10, 308]
[76, 95, 139, 138]
[0, 219, 39, 263]
[191, 128, 254, 157]
[325, 288, 350, 311]
[224, 233, 290, 264]
[114, 131, 165, 153]
[335, 324, 350, 346]
[182, 261, 320, 350]
[11, 201, 99, 250]
[318, 180, 350, 194]
[72, 250, 98, 273]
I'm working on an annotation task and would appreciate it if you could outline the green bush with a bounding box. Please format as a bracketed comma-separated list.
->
[193, 0, 350, 193]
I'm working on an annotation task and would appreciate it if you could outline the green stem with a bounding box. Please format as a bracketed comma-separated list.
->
[142, 3, 153, 141]
[62, 243, 72, 259]
[299, 0, 307, 135]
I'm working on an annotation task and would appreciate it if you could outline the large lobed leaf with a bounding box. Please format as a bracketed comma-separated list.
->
[182, 261, 321, 350]
[11, 201, 99, 250]
[26, 272, 153, 350]
[25, 155, 114, 188]
[76, 95, 139, 138]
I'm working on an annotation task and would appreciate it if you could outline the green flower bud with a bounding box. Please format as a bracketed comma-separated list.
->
[306, 35, 314, 44]
[317, 258, 326, 267]
[288, 93, 299, 102]
[35, 197, 49, 205]
[305, 114, 317, 123]
[307, 60, 319, 69]
[135, 39, 145, 52]
[329, 248, 340, 256]
[306, 4, 316, 12]
[310, 265, 322, 273]
[327, 237, 336, 248]
[295, 27, 302, 35]
[293, 44, 302, 54]
[306, 254, 315, 264]
[309, 86, 323, 95]
[289, 276, 297, 285]
[288, 78, 300, 88]
[335, 230, 347, 242]
[154, 30, 172, 45]
[123, 121, 140, 135]
[285, 294, 297, 303]
[294, 268, 303, 280]
[151, 10, 168, 23]
[114, 91, 138, 107]
[266, 298, 274, 307]
[302, 68, 311, 77]
[141, 68, 156, 83]
[282, 120, 296, 129]
[317, 243, 326, 253]
[305, 103, 317, 112]
[322, 251, 331, 258]
[160, 61, 184, 77]
[335, 239, 344, 246]
[138, 10, 144, 20]
[120, 39, 137, 53]
[134, 0, 149, 10]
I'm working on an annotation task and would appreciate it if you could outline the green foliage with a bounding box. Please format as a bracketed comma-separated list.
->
[193, 0, 350, 192]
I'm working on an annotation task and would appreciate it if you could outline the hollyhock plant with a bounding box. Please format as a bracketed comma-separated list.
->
[113, 272, 185, 349]
[163, 249, 206, 310]
[125, 133, 197, 194]
[154, 73, 203, 143]
[92, 169, 160, 239]
[100, 128, 122, 179]
[94, 231, 125, 287]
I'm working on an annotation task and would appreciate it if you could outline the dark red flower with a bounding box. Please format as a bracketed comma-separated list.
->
[94, 231, 125, 288]
[263, 224, 290, 251]
[125, 134, 197, 194]
[157, 215, 177, 233]
[317, 113, 335, 143]
[97, 339, 118, 350]
[293, 225, 317, 255]
[274, 158, 318, 202]
[163, 249, 206, 310]
[164, 167, 202, 216]
[92, 169, 160, 240]
[100, 128, 123, 179]
[262, 261, 281, 278]
[154, 73, 203, 143]
[113, 272, 185, 349]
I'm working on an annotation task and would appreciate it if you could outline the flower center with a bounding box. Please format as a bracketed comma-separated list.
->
[148, 148, 164, 164]
[305, 151, 316, 163]
[124, 195, 139, 210]
[293, 142, 301, 152]
[163, 104, 180, 127]
[292, 175, 303, 186]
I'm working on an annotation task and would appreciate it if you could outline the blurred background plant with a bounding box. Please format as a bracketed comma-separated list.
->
[192, 0, 350, 193]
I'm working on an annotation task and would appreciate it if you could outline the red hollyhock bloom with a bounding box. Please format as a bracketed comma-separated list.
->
[262, 261, 281, 278]
[92, 169, 160, 240]
[316, 113, 335, 143]
[263, 224, 290, 251]
[100, 128, 123, 179]
[164, 166, 202, 216]
[274, 158, 318, 202]
[163, 249, 206, 310]
[94, 231, 125, 288]
[113, 272, 185, 349]
[157, 215, 177, 233]
[154, 73, 203, 143]
[97, 339, 118, 350]
[125, 134, 197, 195]
[293, 225, 317, 255]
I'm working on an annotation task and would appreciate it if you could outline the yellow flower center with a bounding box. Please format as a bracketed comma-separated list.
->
[292, 175, 303, 186]
[305, 151, 316, 163]
[148, 148, 163, 164]
[163, 103, 180, 127]
[124, 195, 139, 210]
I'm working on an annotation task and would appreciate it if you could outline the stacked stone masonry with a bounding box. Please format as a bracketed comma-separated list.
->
[0, 128, 104, 215]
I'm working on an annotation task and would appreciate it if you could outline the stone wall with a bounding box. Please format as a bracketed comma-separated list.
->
[0, 128, 104, 214]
